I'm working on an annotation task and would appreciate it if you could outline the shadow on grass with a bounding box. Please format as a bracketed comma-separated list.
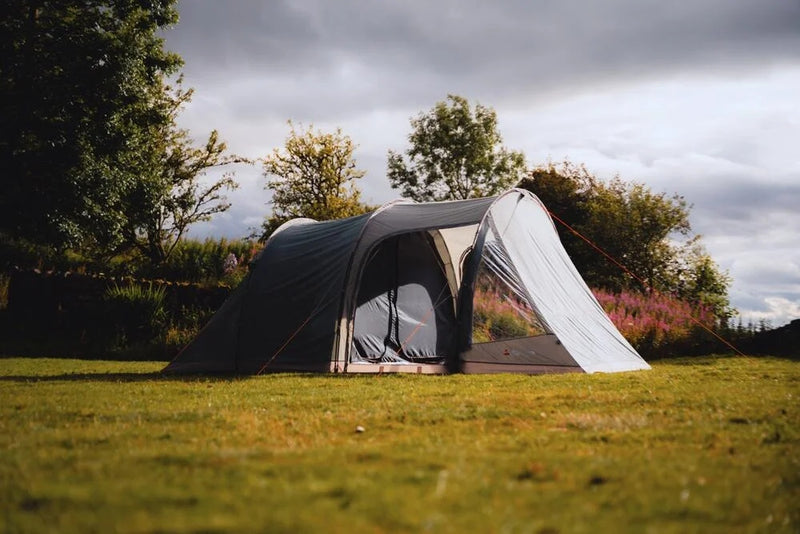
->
[0, 369, 443, 383]
[0, 370, 382, 383]
[0, 372, 248, 383]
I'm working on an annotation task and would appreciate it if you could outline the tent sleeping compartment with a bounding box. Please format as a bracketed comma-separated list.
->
[164, 189, 650, 374]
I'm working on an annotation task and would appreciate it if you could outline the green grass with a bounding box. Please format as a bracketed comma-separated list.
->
[1, 356, 797, 533]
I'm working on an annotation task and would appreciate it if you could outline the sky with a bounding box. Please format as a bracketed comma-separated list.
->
[163, 0, 800, 327]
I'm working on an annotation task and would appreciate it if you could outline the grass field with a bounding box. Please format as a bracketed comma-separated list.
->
[1, 356, 797, 533]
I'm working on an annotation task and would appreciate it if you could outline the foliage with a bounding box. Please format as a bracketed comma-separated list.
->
[262, 122, 371, 239]
[583, 177, 691, 291]
[388, 94, 527, 202]
[519, 161, 731, 321]
[0, 2, 239, 268]
[152, 238, 260, 285]
[164, 304, 216, 354]
[1, 356, 797, 532]
[121, 79, 243, 266]
[0, 273, 8, 310]
[668, 238, 733, 320]
[0, 0, 182, 251]
[737, 318, 800, 357]
[102, 283, 168, 347]
[472, 286, 542, 342]
[0, 269, 235, 358]
[0, 235, 259, 287]
[0, 234, 76, 272]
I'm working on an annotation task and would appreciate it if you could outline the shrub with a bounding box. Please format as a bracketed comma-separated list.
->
[164, 305, 216, 354]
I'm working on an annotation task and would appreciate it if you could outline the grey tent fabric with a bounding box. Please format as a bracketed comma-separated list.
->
[165, 189, 650, 375]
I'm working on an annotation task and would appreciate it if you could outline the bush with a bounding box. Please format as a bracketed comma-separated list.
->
[164, 305, 216, 354]
[0, 270, 233, 359]
[0, 234, 87, 272]
[0, 233, 262, 286]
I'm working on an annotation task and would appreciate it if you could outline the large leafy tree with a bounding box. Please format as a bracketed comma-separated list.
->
[387, 95, 527, 202]
[668, 238, 733, 320]
[261, 123, 370, 239]
[0, 0, 181, 251]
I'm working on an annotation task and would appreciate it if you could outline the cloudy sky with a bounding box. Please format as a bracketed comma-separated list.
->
[163, 0, 800, 327]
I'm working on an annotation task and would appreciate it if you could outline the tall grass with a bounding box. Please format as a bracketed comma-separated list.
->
[102, 283, 168, 349]
[473, 286, 546, 342]
[471, 280, 719, 358]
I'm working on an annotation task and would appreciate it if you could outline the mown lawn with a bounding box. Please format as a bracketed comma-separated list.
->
[0, 356, 797, 533]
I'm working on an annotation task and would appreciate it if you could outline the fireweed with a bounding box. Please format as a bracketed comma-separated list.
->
[593, 288, 716, 357]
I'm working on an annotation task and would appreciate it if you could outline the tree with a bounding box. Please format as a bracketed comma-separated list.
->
[261, 123, 370, 239]
[121, 80, 242, 266]
[387, 95, 527, 202]
[669, 239, 733, 320]
[0, 0, 181, 251]
[583, 177, 691, 293]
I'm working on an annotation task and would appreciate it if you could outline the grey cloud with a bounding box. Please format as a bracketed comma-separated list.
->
[690, 182, 800, 224]
[168, 0, 800, 119]
[733, 257, 800, 287]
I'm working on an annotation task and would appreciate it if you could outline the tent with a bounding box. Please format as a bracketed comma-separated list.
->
[165, 189, 649, 374]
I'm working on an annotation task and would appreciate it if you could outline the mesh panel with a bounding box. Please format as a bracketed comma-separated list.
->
[472, 223, 549, 344]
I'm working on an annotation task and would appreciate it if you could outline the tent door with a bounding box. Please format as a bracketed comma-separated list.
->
[350, 232, 456, 365]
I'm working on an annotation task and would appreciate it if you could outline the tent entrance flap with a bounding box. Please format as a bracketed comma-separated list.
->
[350, 232, 456, 365]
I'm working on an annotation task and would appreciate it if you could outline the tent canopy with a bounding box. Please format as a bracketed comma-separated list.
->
[165, 189, 649, 374]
